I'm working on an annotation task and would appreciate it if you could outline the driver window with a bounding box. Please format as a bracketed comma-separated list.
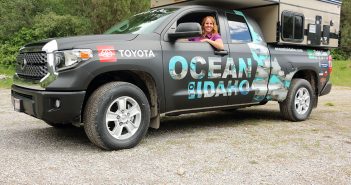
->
[174, 11, 220, 42]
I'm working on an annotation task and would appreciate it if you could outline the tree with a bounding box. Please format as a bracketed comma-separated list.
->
[88, 0, 150, 33]
[0, 0, 151, 67]
[0, 0, 41, 42]
[340, 0, 351, 51]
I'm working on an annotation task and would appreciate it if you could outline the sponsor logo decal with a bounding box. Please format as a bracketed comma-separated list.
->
[97, 46, 117, 62]
[307, 50, 329, 60]
[274, 47, 303, 53]
[320, 64, 329, 68]
[118, 50, 155, 58]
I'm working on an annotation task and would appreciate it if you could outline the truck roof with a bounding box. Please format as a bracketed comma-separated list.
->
[151, 0, 342, 9]
[151, 0, 278, 9]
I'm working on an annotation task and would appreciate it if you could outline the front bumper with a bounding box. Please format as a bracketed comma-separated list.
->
[11, 85, 85, 124]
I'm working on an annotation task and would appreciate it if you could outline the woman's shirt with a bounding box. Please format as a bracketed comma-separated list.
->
[188, 33, 222, 42]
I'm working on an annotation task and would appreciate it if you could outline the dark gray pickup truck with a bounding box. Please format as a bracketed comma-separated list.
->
[11, 6, 332, 150]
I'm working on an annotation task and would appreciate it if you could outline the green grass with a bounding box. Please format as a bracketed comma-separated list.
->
[331, 60, 351, 87]
[0, 65, 15, 89]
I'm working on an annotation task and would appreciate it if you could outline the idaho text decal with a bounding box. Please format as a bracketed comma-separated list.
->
[97, 46, 117, 62]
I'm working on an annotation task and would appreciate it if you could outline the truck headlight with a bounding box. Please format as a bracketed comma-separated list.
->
[54, 49, 93, 71]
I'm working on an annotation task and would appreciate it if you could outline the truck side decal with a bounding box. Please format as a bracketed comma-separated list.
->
[267, 57, 296, 101]
[168, 56, 253, 99]
[235, 10, 296, 102]
[247, 43, 271, 102]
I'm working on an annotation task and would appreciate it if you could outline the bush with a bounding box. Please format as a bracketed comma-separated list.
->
[0, 28, 36, 66]
[0, 0, 151, 68]
[33, 12, 92, 38]
[331, 48, 351, 61]
[0, 12, 92, 67]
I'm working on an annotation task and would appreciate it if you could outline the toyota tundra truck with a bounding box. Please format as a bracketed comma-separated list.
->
[11, 3, 337, 150]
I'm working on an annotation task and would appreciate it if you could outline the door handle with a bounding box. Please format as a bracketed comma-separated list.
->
[214, 50, 229, 56]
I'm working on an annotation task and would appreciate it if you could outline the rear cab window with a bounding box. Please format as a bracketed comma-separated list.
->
[226, 13, 252, 43]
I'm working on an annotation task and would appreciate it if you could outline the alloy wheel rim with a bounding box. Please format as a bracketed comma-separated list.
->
[294, 87, 310, 115]
[105, 96, 141, 140]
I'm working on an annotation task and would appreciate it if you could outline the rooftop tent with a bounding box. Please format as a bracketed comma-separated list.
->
[151, 0, 342, 48]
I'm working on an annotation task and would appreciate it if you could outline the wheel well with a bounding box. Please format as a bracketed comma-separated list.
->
[292, 70, 318, 106]
[292, 70, 318, 91]
[82, 70, 159, 123]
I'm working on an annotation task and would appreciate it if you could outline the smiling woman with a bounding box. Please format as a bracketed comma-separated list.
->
[188, 16, 224, 50]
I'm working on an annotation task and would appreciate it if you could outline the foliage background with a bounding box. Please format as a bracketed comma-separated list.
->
[0, 0, 350, 67]
[333, 0, 351, 60]
[0, 0, 150, 67]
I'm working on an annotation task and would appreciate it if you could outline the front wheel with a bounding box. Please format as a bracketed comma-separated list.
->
[279, 79, 314, 121]
[84, 82, 150, 150]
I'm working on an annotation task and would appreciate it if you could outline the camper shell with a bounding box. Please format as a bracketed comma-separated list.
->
[151, 0, 342, 48]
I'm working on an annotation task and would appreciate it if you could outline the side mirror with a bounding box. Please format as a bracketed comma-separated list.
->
[168, 22, 202, 40]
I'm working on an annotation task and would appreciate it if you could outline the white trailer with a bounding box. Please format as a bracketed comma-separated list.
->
[151, 0, 342, 48]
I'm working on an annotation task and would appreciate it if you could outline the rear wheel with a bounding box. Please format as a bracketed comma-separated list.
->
[279, 79, 314, 121]
[84, 82, 150, 150]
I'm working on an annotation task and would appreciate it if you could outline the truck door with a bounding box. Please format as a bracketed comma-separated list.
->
[225, 11, 271, 105]
[161, 9, 231, 113]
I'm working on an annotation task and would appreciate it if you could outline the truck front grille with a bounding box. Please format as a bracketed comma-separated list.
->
[16, 52, 48, 80]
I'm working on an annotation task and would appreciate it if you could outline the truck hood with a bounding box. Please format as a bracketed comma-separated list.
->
[23, 34, 139, 51]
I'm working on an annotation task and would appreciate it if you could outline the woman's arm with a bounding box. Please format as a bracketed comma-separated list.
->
[201, 38, 224, 50]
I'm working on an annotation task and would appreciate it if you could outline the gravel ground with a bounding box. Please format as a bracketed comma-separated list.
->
[0, 87, 350, 184]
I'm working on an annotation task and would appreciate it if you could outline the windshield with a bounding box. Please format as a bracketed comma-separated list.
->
[105, 8, 178, 34]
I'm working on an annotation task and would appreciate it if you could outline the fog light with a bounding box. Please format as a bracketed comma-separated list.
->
[55, 99, 61, 108]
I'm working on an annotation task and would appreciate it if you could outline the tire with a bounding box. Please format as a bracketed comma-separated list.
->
[83, 82, 150, 150]
[279, 78, 314, 121]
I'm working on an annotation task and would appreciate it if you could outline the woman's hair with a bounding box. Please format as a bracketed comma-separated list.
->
[201, 16, 219, 36]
